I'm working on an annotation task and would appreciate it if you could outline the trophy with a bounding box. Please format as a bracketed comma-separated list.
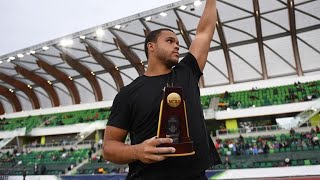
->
[157, 86, 195, 156]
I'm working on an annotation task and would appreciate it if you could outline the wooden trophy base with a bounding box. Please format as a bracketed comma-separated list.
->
[158, 142, 195, 157]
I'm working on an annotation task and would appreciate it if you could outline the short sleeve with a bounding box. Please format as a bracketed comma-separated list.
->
[179, 52, 203, 80]
[107, 89, 131, 131]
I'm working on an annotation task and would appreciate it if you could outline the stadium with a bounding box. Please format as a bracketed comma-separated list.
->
[1, 0, 320, 179]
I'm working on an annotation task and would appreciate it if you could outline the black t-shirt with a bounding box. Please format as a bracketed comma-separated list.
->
[108, 53, 221, 180]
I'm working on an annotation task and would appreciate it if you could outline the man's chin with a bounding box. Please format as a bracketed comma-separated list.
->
[166, 60, 179, 68]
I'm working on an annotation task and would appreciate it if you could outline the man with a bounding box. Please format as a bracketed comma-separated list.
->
[22, 168, 27, 180]
[34, 163, 38, 175]
[40, 164, 47, 175]
[103, 0, 221, 179]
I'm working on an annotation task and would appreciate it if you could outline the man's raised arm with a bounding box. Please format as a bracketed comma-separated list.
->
[189, 0, 217, 72]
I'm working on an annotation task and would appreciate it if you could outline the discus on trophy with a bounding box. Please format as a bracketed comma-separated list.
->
[157, 86, 195, 157]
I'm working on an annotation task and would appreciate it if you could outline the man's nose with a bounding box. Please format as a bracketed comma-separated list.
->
[174, 44, 179, 51]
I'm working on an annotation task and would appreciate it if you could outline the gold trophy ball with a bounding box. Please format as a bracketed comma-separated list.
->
[167, 92, 181, 108]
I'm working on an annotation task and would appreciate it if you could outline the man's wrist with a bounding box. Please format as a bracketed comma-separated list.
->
[131, 144, 139, 162]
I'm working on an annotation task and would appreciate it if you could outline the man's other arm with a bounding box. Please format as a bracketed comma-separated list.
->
[189, 0, 217, 72]
[103, 125, 176, 164]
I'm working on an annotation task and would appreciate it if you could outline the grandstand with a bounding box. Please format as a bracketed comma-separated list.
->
[1, 0, 320, 179]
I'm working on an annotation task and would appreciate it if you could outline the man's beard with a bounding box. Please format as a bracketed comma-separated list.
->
[164, 59, 178, 69]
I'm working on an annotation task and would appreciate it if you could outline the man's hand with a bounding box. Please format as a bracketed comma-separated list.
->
[103, 126, 175, 164]
[133, 137, 176, 164]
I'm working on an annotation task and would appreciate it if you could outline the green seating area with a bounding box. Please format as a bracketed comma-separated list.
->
[45, 108, 110, 127]
[0, 108, 110, 131]
[0, 148, 89, 175]
[201, 80, 320, 110]
[214, 149, 320, 170]
[213, 131, 320, 170]
[1, 81, 319, 132]
[213, 154, 320, 170]
[0, 115, 49, 132]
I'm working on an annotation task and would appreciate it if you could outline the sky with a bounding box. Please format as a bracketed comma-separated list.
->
[0, 0, 180, 56]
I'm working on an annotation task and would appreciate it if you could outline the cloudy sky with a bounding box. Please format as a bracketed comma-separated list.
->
[0, 0, 180, 56]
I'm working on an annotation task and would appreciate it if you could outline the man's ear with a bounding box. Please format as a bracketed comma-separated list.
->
[147, 42, 154, 52]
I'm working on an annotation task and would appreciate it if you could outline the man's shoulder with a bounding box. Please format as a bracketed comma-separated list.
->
[174, 52, 202, 78]
[117, 76, 144, 96]
[181, 52, 197, 62]
[175, 52, 198, 69]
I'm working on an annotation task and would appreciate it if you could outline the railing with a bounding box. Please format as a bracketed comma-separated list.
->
[23, 139, 95, 149]
[0, 138, 15, 150]
[216, 125, 281, 137]
[0, 145, 16, 150]
[215, 121, 320, 137]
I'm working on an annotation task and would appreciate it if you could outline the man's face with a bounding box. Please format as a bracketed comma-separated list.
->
[153, 30, 180, 68]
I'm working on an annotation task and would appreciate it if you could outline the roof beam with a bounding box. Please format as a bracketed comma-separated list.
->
[176, 20, 192, 48]
[15, 65, 60, 107]
[59, 50, 103, 101]
[0, 85, 22, 112]
[139, 18, 151, 36]
[0, 72, 40, 109]
[287, 0, 303, 76]
[84, 40, 124, 91]
[36, 56, 81, 104]
[253, 0, 268, 80]
[216, 11, 234, 84]
[143, 29, 150, 37]
[112, 30, 145, 76]
[0, 100, 4, 115]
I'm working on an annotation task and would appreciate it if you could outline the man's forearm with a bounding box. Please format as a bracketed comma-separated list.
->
[189, 0, 217, 71]
[103, 139, 138, 164]
[196, 0, 217, 36]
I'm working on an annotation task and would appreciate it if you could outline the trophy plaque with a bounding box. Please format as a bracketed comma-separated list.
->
[157, 86, 195, 157]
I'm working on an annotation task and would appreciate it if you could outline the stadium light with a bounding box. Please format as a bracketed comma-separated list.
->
[96, 29, 105, 37]
[160, 12, 167, 17]
[0, 61, 2, 64]
[194, 0, 201, 6]
[17, 54, 24, 58]
[114, 25, 121, 29]
[29, 50, 36, 54]
[179, 5, 187, 10]
[145, 16, 152, 21]
[60, 39, 73, 47]
[79, 35, 86, 40]
[42, 46, 49, 51]
[7, 57, 15, 62]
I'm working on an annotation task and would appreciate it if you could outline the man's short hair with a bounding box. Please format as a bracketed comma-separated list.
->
[144, 28, 174, 59]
